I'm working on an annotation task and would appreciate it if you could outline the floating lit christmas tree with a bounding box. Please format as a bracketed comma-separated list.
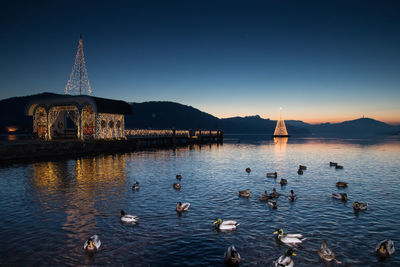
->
[64, 35, 92, 95]
[273, 107, 289, 137]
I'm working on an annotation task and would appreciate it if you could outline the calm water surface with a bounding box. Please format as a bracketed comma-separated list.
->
[0, 137, 400, 266]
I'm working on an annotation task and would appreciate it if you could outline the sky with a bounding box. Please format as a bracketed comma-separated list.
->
[1, 0, 399, 124]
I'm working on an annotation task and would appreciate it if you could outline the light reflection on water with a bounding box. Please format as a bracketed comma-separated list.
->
[0, 138, 399, 266]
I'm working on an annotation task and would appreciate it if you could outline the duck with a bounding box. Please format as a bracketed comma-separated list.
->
[132, 181, 140, 190]
[83, 235, 101, 251]
[332, 193, 348, 201]
[259, 191, 270, 201]
[245, 167, 251, 173]
[329, 162, 337, 167]
[280, 178, 288, 185]
[299, 165, 307, 170]
[274, 229, 306, 246]
[176, 202, 190, 212]
[335, 165, 343, 169]
[376, 239, 395, 257]
[267, 172, 278, 178]
[270, 188, 280, 198]
[268, 199, 278, 209]
[176, 174, 182, 180]
[224, 245, 241, 266]
[288, 190, 297, 201]
[353, 201, 368, 211]
[274, 248, 296, 267]
[336, 181, 348, 188]
[238, 189, 250, 198]
[173, 183, 181, 190]
[120, 210, 138, 223]
[318, 240, 342, 263]
[214, 218, 239, 231]
[297, 169, 303, 175]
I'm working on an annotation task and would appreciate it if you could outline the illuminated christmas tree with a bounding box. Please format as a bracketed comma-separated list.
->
[64, 35, 92, 95]
[273, 108, 289, 137]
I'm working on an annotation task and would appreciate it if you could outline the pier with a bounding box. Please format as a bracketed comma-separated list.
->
[0, 129, 223, 164]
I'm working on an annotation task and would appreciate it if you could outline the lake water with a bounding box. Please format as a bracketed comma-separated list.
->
[0, 137, 399, 266]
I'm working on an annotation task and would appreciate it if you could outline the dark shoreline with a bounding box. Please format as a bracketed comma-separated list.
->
[0, 135, 223, 166]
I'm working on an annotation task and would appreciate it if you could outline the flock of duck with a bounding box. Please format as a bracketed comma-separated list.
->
[82, 162, 396, 266]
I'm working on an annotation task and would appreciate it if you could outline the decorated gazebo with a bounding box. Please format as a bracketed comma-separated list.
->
[26, 94, 131, 140]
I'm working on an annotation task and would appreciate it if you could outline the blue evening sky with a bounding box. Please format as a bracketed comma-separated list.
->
[0, 0, 399, 123]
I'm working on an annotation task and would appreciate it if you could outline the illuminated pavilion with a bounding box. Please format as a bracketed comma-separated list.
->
[26, 94, 131, 140]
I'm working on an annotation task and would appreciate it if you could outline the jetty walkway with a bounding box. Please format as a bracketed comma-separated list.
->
[0, 129, 223, 164]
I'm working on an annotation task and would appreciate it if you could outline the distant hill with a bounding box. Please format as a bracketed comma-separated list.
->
[125, 101, 221, 130]
[309, 117, 400, 137]
[0, 92, 398, 137]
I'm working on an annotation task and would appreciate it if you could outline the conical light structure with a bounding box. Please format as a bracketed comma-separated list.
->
[273, 108, 289, 137]
[64, 36, 92, 95]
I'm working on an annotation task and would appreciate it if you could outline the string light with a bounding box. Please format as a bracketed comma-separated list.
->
[64, 35, 92, 95]
[273, 108, 289, 136]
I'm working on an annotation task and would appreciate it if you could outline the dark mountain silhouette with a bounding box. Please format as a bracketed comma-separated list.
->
[125, 101, 221, 130]
[309, 117, 400, 137]
[0, 92, 398, 137]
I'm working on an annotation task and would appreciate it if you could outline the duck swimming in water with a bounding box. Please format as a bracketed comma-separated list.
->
[259, 191, 270, 201]
[176, 174, 182, 180]
[288, 190, 297, 201]
[329, 162, 337, 167]
[267, 172, 278, 178]
[332, 193, 348, 201]
[299, 165, 307, 170]
[274, 248, 296, 267]
[245, 167, 251, 173]
[173, 183, 181, 190]
[297, 169, 303, 175]
[214, 218, 240, 231]
[224, 245, 241, 266]
[336, 181, 348, 188]
[120, 210, 138, 223]
[268, 199, 278, 209]
[318, 240, 342, 263]
[376, 239, 395, 257]
[270, 188, 280, 198]
[274, 229, 306, 246]
[280, 178, 288, 186]
[335, 165, 343, 169]
[84, 235, 101, 251]
[132, 181, 139, 190]
[238, 189, 250, 198]
[176, 202, 190, 212]
[353, 201, 368, 211]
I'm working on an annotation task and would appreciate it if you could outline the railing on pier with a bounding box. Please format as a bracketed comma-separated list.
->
[124, 129, 222, 139]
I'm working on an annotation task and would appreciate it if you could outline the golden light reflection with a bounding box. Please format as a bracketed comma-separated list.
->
[32, 155, 127, 244]
[7, 135, 17, 141]
[274, 137, 288, 152]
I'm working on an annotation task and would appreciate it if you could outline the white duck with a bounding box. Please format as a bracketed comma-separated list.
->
[288, 190, 297, 201]
[83, 235, 101, 251]
[132, 181, 140, 190]
[376, 239, 395, 257]
[176, 202, 190, 212]
[120, 210, 138, 223]
[274, 248, 296, 267]
[213, 218, 239, 231]
[268, 199, 278, 209]
[274, 229, 306, 246]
